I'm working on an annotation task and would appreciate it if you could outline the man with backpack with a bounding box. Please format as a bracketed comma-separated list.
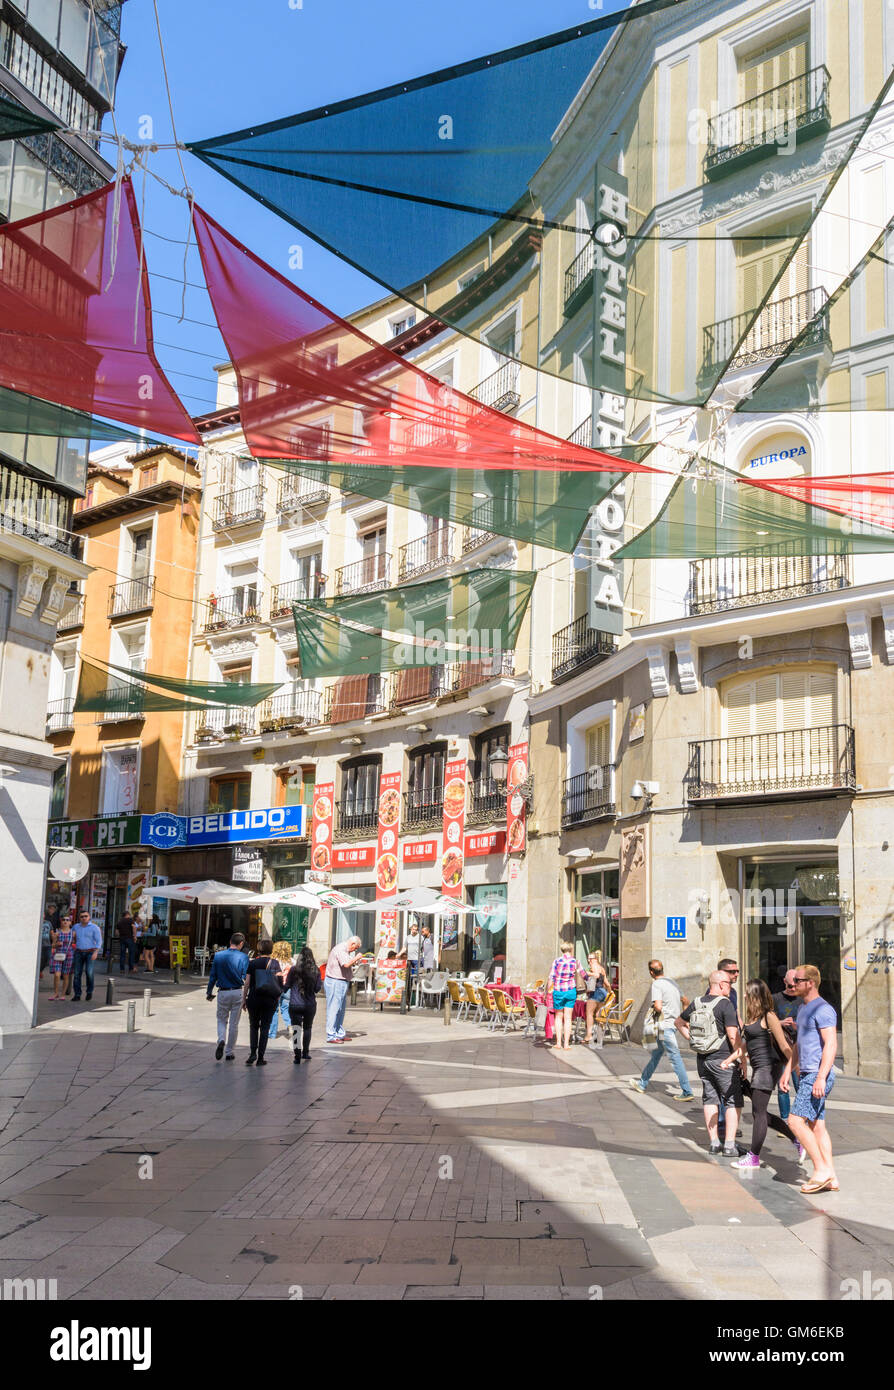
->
[629, 960, 694, 1101]
[242, 938, 285, 1066]
[676, 970, 745, 1156]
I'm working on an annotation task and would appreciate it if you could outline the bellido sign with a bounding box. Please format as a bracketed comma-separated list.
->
[49, 806, 307, 851]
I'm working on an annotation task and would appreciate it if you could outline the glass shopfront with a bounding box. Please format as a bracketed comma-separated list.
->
[470, 883, 507, 975]
[575, 868, 620, 993]
[741, 859, 842, 1024]
[334, 884, 376, 953]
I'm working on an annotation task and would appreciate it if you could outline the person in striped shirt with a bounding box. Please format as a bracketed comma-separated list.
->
[548, 941, 586, 1051]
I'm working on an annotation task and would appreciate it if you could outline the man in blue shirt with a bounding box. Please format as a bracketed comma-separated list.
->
[72, 908, 103, 1001]
[207, 932, 249, 1061]
[781, 963, 838, 1195]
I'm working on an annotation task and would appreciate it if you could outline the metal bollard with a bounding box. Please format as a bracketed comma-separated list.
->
[173, 964, 181, 985]
[443, 992, 452, 1027]
[142, 989, 151, 1018]
[105, 977, 115, 1007]
[125, 1000, 136, 1033]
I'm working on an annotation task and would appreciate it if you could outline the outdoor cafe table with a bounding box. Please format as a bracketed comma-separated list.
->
[524, 990, 587, 1042]
[487, 982, 523, 1005]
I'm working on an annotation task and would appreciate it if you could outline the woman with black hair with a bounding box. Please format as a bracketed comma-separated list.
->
[733, 978, 798, 1170]
[283, 946, 323, 1065]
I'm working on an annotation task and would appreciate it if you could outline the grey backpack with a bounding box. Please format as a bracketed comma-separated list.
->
[687, 994, 727, 1054]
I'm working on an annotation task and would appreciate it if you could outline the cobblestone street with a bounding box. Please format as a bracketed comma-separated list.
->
[0, 981, 891, 1302]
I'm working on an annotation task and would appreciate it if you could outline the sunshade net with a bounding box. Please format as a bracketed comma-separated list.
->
[192, 205, 657, 474]
[292, 567, 536, 677]
[73, 655, 282, 714]
[738, 473, 894, 530]
[267, 458, 629, 553]
[0, 180, 199, 443]
[0, 92, 59, 140]
[615, 465, 894, 560]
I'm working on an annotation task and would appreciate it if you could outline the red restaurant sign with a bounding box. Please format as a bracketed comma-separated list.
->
[333, 845, 375, 870]
[375, 770, 402, 951]
[506, 742, 528, 855]
[403, 839, 438, 863]
[310, 781, 335, 880]
[465, 830, 506, 857]
[441, 758, 467, 899]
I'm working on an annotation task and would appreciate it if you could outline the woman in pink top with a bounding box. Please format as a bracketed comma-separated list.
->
[548, 942, 586, 1051]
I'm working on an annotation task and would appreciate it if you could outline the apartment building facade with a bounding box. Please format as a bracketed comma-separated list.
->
[0, 0, 125, 1029]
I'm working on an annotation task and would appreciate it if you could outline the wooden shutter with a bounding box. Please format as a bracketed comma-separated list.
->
[331, 675, 369, 723]
[740, 35, 808, 101]
[585, 721, 610, 769]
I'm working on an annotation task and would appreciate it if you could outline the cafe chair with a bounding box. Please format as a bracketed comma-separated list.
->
[589, 990, 617, 1048]
[466, 970, 486, 985]
[462, 979, 484, 1022]
[421, 971, 448, 1010]
[492, 988, 526, 1033]
[522, 993, 540, 1038]
[476, 985, 498, 1030]
[446, 977, 469, 1021]
[603, 997, 634, 1044]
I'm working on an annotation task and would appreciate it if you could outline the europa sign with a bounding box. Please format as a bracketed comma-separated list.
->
[745, 444, 809, 471]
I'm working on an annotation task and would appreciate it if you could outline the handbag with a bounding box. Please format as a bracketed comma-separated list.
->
[534, 1004, 548, 1028]
[53, 952, 66, 962]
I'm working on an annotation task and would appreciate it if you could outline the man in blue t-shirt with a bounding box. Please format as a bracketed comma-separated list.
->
[207, 933, 249, 1061]
[781, 964, 838, 1195]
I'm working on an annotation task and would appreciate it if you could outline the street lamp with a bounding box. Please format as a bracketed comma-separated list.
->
[489, 747, 509, 786]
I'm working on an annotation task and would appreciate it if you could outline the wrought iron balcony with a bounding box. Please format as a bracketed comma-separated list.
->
[277, 475, 329, 514]
[403, 789, 444, 830]
[0, 465, 76, 556]
[701, 286, 830, 378]
[706, 65, 831, 180]
[108, 576, 154, 618]
[57, 593, 85, 630]
[336, 554, 391, 595]
[564, 239, 596, 317]
[441, 653, 514, 695]
[323, 676, 388, 724]
[689, 541, 851, 616]
[97, 688, 146, 723]
[335, 796, 379, 835]
[269, 577, 324, 619]
[203, 592, 263, 632]
[552, 616, 617, 683]
[46, 699, 75, 733]
[391, 665, 444, 707]
[685, 725, 855, 804]
[193, 706, 258, 741]
[212, 485, 266, 530]
[258, 685, 322, 733]
[468, 776, 503, 826]
[562, 767, 614, 828]
[568, 418, 592, 449]
[399, 527, 454, 580]
[468, 360, 521, 413]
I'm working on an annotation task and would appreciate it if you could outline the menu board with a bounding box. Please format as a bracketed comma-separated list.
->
[310, 782, 335, 882]
[506, 742, 528, 856]
[375, 959, 407, 1005]
[441, 758, 467, 901]
[375, 770, 402, 953]
[127, 868, 149, 919]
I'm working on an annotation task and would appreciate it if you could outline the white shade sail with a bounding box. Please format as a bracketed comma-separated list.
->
[146, 880, 264, 906]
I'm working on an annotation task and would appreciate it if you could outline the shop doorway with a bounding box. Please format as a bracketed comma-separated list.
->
[575, 868, 620, 994]
[272, 868, 308, 952]
[742, 860, 842, 1025]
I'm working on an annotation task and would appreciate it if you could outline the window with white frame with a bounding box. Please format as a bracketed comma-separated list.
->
[101, 744, 140, 816]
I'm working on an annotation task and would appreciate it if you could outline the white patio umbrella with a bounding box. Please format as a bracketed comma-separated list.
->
[147, 880, 265, 971]
[253, 885, 369, 910]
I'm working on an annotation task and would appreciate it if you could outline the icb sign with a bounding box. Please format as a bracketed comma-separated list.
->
[187, 805, 307, 847]
[141, 813, 187, 850]
[666, 916, 687, 942]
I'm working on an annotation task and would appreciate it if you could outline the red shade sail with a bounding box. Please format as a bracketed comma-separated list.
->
[740, 472, 894, 530]
[0, 180, 199, 444]
[192, 204, 654, 474]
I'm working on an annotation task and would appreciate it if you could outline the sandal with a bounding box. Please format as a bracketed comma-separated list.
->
[800, 1178, 835, 1194]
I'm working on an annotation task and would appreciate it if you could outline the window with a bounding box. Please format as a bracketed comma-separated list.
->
[55, 645, 78, 703]
[722, 668, 836, 737]
[458, 264, 487, 292]
[335, 883, 376, 953]
[736, 220, 808, 313]
[585, 721, 611, 776]
[290, 549, 324, 599]
[575, 868, 620, 989]
[407, 743, 447, 819]
[390, 313, 416, 337]
[279, 765, 315, 810]
[117, 626, 146, 674]
[472, 725, 510, 788]
[222, 662, 252, 686]
[50, 759, 68, 820]
[130, 526, 152, 579]
[341, 756, 381, 815]
[140, 465, 158, 488]
[101, 745, 139, 815]
[209, 775, 250, 813]
[738, 33, 808, 101]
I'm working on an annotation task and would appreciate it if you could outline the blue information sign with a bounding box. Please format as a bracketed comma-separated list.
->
[666, 916, 687, 942]
[186, 805, 307, 847]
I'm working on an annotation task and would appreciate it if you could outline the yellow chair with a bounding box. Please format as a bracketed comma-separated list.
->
[589, 990, 616, 1049]
[604, 996, 634, 1043]
[446, 977, 468, 1021]
[462, 979, 484, 1022]
[491, 989, 526, 1033]
[476, 985, 498, 1030]
[522, 993, 540, 1038]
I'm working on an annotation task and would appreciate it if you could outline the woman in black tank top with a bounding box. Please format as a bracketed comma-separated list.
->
[734, 979, 796, 1169]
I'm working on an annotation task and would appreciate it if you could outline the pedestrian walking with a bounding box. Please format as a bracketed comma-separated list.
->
[717, 957, 740, 1017]
[781, 964, 839, 1194]
[323, 935, 363, 1044]
[733, 979, 799, 1169]
[629, 959, 694, 1101]
[283, 946, 323, 1064]
[406, 923, 420, 976]
[242, 938, 285, 1066]
[71, 907, 103, 1001]
[207, 932, 249, 1061]
[141, 916, 161, 974]
[583, 950, 610, 1044]
[676, 971, 745, 1156]
[420, 924, 436, 972]
[547, 941, 586, 1051]
[772, 969, 802, 1123]
[48, 912, 75, 1000]
[267, 940, 295, 1042]
[116, 911, 138, 974]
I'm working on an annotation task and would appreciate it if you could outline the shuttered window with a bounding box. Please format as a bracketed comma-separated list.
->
[739, 35, 808, 101]
[585, 721, 611, 771]
[721, 668, 838, 783]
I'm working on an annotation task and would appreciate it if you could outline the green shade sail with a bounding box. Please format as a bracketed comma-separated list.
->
[292, 567, 536, 677]
[0, 93, 59, 141]
[74, 656, 282, 714]
[615, 467, 894, 561]
[269, 459, 631, 553]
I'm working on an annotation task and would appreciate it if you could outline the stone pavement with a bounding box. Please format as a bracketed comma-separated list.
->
[0, 979, 892, 1301]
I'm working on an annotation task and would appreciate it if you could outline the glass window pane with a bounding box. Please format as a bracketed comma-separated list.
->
[59, 0, 90, 72]
[0, 139, 12, 221]
[27, 0, 61, 45]
[10, 146, 47, 221]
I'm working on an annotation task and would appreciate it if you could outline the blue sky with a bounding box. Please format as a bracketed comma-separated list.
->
[115, 0, 624, 417]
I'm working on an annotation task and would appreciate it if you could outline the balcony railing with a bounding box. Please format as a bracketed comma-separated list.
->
[689, 542, 852, 616]
[97, 688, 146, 723]
[561, 768, 614, 828]
[685, 725, 856, 803]
[46, 699, 75, 733]
[335, 797, 379, 835]
[108, 576, 154, 618]
[258, 685, 322, 733]
[0, 465, 76, 556]
[193, 706, 258, 741]
[399, 527, 455, 580]
[706, 65, 831, 180]
[57, 593, 85, 630]
[277, 475, 329, 514]
[403, 790, 444, 830]
[336, 555, 391, 595]
[468, 776, 504, 826]
[564, 239, 596, 317]
[552, 616, 617, 683]
[324, 677, 389, 724]
[203, 593, 263, 632]
[269, 578, 323, 619]
[212, 485, 266, 530]
[702, 286, 830, 377]
[391, 666, 444, 706]
[440, 653, 515, 696]
[468, 360, 521, 413]
[568, 418, 592, 449]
